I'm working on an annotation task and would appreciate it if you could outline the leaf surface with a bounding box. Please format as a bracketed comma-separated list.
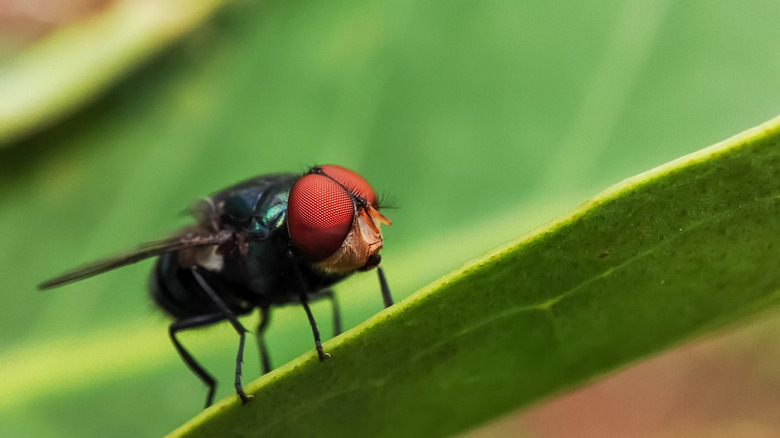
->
[2, 2, 780, 437]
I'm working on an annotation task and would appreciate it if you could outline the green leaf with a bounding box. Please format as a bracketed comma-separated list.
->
[0, 0, 226, 146]
[2, 2, 780, 437]
[169, 118, 780, 437]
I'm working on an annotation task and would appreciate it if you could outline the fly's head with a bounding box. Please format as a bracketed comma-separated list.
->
[287, 165, 391, 274]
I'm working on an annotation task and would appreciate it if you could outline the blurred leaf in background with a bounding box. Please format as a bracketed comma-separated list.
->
[0, 0, 226, 144]
[0, 0, 779, 437]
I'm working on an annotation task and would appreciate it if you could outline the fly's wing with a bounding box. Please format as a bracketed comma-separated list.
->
[37, 230, 232, 290]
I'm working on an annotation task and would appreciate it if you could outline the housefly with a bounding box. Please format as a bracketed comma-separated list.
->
[38, 165, 393, 408]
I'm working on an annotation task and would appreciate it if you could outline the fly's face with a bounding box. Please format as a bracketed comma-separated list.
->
[287, 165, 391, 274]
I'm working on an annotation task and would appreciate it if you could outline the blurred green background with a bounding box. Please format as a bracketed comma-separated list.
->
[1, 1, 779, 437]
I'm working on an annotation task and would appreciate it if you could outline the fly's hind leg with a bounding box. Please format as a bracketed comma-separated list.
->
[169, 313, 225, 408]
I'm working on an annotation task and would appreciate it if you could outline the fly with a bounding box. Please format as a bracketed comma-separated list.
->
[38, 165, 393, 408]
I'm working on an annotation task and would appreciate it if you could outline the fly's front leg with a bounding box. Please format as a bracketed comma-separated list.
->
[191, 267, 253, 405]
[300, 292, 330, 361]
[256, 306, 272, 375]
[377, 265, 393, 308]
[288, 251, 330, 361]
[319, 289, 342, 337]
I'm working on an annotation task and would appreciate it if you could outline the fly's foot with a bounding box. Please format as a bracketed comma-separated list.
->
[317, 348, 331, 361]
[237, 390, 253, 405]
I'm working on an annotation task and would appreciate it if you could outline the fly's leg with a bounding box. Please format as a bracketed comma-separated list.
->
[319, 289, 342, 337]
[256, 306, 272, 375]
[377, 265, 393, 308]
[191, 267, 253, 405]
[300, 292, 330, 361]
[169, 313, 224, 409]
[288, 251, 330, 361]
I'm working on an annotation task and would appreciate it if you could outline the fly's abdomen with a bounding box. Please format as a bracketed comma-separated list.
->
[150, 252, 208, 319]
[150, 252, 252, 319]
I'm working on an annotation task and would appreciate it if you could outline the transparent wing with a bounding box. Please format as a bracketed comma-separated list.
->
[38, 231, 232, 290]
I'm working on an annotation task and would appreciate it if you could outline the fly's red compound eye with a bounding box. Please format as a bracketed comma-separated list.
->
[288, 173, 354, 261]
[318, 164, 377, 206]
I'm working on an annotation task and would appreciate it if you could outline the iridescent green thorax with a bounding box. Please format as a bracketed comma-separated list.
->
[208, 173, 297, 238]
